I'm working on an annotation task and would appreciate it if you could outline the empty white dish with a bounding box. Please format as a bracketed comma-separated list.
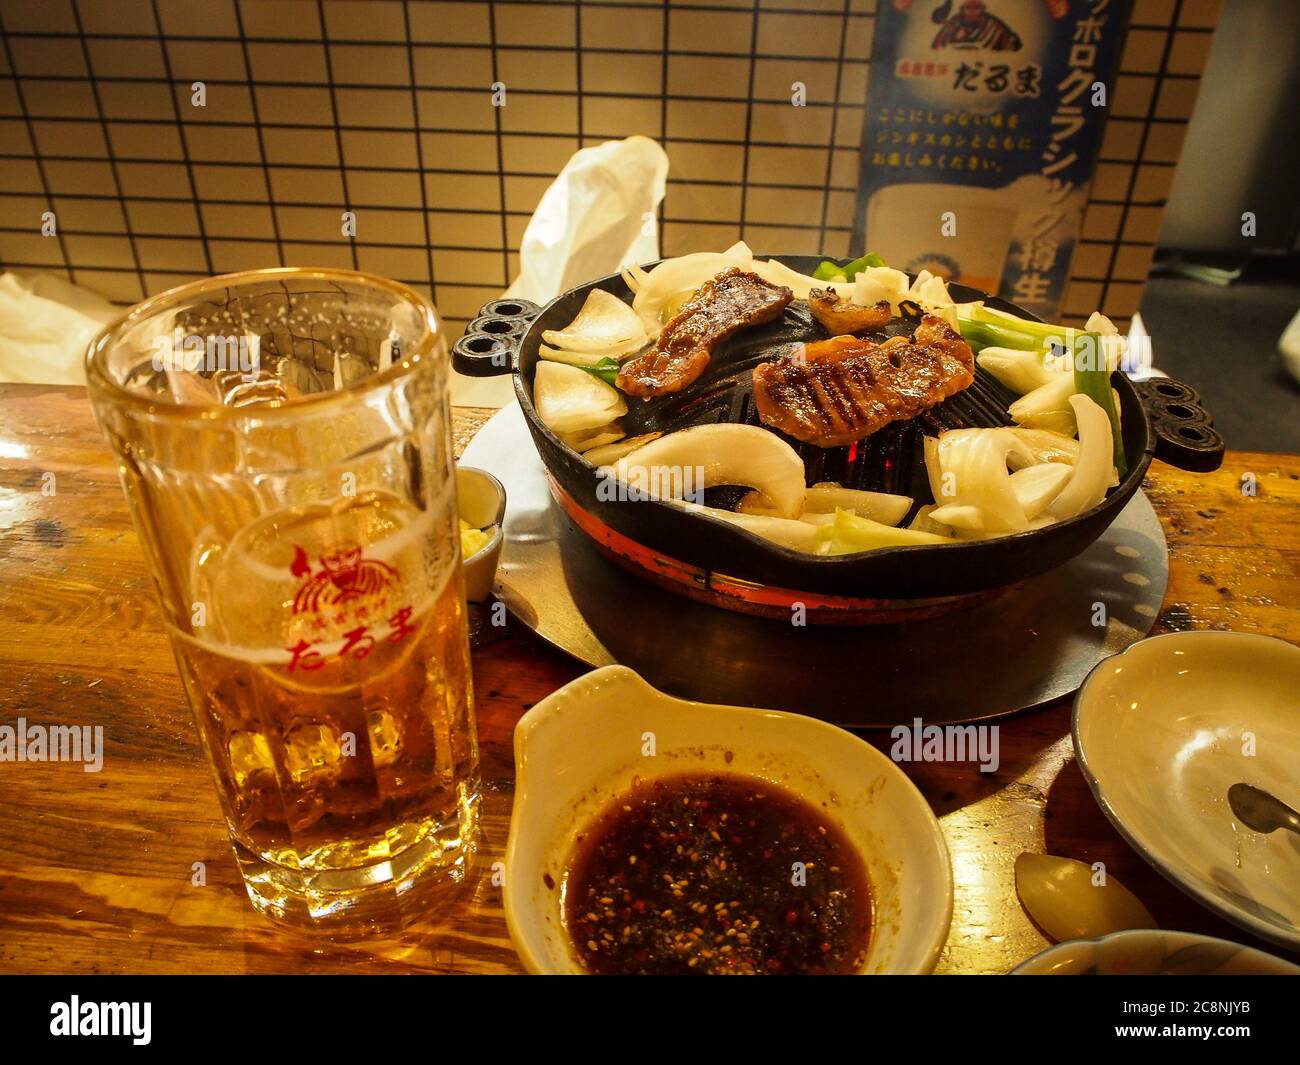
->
[1012, 928, 1300, 975]
[503, 665, 953, 974]
[1073, 631, 1300, 951]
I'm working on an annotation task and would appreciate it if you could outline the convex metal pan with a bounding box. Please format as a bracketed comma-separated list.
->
[454, 256, 1224, 600]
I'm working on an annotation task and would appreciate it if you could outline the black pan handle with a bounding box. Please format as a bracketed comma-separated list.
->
[1132, 377, 1225, 473]
[451, 297, 540, 377]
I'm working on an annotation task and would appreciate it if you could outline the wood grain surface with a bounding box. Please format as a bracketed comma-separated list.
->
[0, 383, 1296, 974]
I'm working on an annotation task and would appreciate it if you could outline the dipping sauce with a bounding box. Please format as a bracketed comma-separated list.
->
[563, 772, 872, 975]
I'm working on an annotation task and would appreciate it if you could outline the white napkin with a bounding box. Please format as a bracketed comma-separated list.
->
[0, 272, 119, 385]
[504, 135, 669, 306]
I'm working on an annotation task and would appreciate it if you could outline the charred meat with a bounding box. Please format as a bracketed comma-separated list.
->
[617, 268, 793, 398]
[807, 288, 892, 335]
[752, 315, 975, 447]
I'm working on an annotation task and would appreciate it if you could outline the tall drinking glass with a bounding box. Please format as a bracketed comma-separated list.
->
[86, 269, 479, 935]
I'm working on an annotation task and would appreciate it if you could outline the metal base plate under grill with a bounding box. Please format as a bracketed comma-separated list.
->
[463, 403, 1170, 729]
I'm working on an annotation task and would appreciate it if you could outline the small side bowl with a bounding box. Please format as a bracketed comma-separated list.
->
[1011, 929, 1300, 975]
[456, 465, 505, 603]
[1073, 630, 1300, 951]
[503, 665, 953, 975]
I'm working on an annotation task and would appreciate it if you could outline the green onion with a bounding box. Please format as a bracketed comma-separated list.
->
[578, 357, 621, 388]
[1070, 335, 1127, 477]
[958, 308, 1127, 477]
[812, 252, 886, 282]
[956, 318, 1045, 354]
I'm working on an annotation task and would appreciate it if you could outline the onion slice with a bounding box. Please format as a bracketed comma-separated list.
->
[739, 484, 912, 527]
[534, 361, 627, 435]
[1046, 394, 1116, 520]
[671, 502, 819, 553]
[585, 432, 662, 467]
[1009, 462, 1072, 520]
[541, 289, 647, 353]
[611, 424, 806, 518]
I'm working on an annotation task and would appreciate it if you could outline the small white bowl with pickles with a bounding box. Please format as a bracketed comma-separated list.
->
[456, 465, 505, 602]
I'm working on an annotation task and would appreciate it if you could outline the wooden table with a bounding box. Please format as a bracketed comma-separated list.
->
[0, 382, 1296, 974]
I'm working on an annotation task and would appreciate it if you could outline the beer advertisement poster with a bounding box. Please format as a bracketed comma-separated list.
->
[858, 0, 1132, 319]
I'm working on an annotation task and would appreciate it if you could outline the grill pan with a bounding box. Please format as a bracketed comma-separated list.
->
[454, 256, 1223, 600]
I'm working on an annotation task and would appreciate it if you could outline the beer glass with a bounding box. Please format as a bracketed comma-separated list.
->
[87, 269, 479, 935]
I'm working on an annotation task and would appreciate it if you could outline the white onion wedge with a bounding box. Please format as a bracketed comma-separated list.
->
[806, 483, 911, 525]
[814, 508, 954, 555]
[929, 428, 1036, 534]
[737, 484, 912, 527]
[1015, 853, 1155, 943]
[925, 503, 991, 534]
[908, 504, 955, 537]
[541, 289, 647, 353]
[748, 259, 854, 301]
[672, 502, 819, 553]
[923, 434, 945, 504]
[1009, 461, 1073, 520]
[1009, 373, 1077, 435]
[630, 242, 754, 332]
[978, 346, 1066, 395]
[1006, 427, 1080, 468]
[534, 361, 627, 435]
[1047, 394, 1116, 520]
[611, 424, 806, 518]
[560, 422, 625, 453]
[584, 432, 661, 467]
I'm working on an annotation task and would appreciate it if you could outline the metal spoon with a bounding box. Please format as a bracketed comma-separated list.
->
[1228, 783, 1300, 837]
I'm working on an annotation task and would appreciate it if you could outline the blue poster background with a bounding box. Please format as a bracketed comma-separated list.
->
[856, 0, 1131, 320]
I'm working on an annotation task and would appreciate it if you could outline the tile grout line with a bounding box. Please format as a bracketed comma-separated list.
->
[67, 0, 149, 298]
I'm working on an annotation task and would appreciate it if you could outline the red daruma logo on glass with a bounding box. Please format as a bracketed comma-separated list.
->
[284, 544, 417, 672]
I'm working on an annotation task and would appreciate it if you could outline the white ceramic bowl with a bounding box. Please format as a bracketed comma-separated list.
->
[456, 465, 505, 602]
[1011, 929, 1300, 975]
[503, 666, 953, 974]
[1073, 631, 1300, 951]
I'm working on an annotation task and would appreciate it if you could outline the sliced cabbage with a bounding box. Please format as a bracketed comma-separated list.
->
[541, 289, 648, 354]
[584, 432, 662, 467]
[611, 423, 806, 518]
[534, 361, 627, 435]
[814, 508, 954, 555]
[1047, 394, 1116, 520]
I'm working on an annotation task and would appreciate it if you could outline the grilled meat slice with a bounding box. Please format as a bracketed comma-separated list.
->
[617, 268, 793, 398]
[752, 315, 975, 448]
[807, 288, 892, 335]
